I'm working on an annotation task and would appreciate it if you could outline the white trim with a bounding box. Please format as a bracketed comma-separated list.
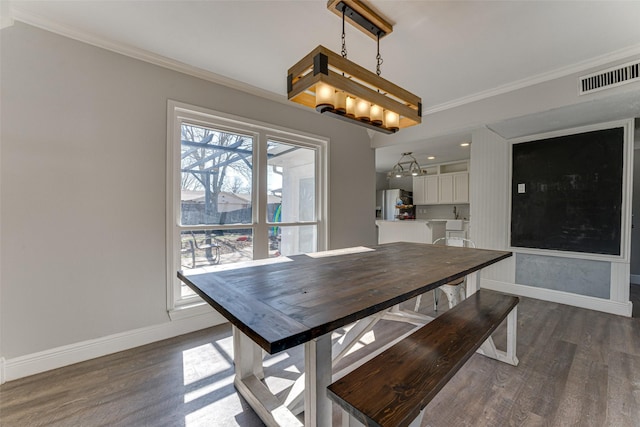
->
[611, 261, 631, 303]
[10, 6, 283, 104]
[508, 247, 625, 263]
[10, 5, 640, 118]
[1, 0, 14, 29]
[168, 301, 224, 322]
[482, 278, 633, 318]
[631, 274, 640, 285]
[1, 311, 226, 384]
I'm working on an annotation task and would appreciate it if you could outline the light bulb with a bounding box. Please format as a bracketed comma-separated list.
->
[315, 82, 335, 110]
[355, 99, 371, 121]
[385, 110, 399, 131]
[335, 92, 347, 114]
[370, 104, 383, 126]
[345, 96, 355, 117]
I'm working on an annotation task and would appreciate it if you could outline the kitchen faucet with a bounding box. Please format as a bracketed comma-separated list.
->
[453, 205, 459, 219]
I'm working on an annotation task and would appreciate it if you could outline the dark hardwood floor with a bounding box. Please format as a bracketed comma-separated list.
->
[631, 283, 640, 318]
[1, 289, 639, 426]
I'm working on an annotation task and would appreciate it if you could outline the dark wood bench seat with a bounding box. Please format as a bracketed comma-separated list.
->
[327, 289, 519, 427]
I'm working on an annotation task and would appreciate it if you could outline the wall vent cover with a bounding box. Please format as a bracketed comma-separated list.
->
[579, 60, 640, 95]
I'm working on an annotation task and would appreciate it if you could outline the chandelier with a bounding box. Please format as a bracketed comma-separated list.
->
[287, 0, 422, 134]
[388, 152, 425, 178]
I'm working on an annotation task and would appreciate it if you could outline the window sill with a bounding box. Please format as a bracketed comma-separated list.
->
[168, 300, 216, 321]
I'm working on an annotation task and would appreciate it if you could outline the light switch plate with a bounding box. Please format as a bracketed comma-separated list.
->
[518, 183, 526, 193]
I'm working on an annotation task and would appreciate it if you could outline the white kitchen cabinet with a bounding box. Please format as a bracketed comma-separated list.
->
[439, 172, 469, 203]
[453, 172, 469, 203]
[439, 174, 454, 203]
[414, 172, 468, 204]
[413, 176, 425, 204]
[425, 175, 439, 204]
[412, 175, 438, 205]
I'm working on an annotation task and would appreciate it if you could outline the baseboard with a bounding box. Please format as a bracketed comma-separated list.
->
[631, 274, 640, 285]
[2, 308, 225, 383]
[482, 279, 633, 317]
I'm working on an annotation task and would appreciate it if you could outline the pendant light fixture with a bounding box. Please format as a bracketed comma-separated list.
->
[287, 0, 422, 134]
[388, 152, 425, 178]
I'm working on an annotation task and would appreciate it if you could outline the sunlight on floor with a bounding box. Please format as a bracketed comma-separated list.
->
[182, 337, 255, 426]
[185, 393, 246, 427]
[181, 334, 304, 426]
[345, 330, 376, 355]
[182, 342, 233, 386]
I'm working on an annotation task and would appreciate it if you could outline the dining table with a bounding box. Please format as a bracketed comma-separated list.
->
[177, 241, 513, 427]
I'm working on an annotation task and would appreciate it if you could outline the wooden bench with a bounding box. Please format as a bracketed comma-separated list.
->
[327, 289, 519, 427]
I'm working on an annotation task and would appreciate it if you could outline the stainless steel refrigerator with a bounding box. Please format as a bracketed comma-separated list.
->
[376, 189, 412, 220]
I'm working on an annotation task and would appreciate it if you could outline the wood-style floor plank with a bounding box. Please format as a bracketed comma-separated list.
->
[1, 288, 639, 427]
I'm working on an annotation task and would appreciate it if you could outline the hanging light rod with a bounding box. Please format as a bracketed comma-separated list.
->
[327, 0, 393, 39]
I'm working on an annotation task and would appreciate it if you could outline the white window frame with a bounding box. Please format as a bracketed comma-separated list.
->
[166, 100, 329, 318]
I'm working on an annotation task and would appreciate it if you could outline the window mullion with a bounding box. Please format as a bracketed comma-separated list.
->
[253, 131, 269, 260]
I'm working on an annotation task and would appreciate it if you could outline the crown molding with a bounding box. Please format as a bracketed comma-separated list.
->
[10, 5, 640, 120]
[425, 44, 640, 115]
[1, 0, 14, 29]
[10, 5, 288, 104]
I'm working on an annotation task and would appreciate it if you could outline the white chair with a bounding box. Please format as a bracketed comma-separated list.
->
[415, 237, 476, 312]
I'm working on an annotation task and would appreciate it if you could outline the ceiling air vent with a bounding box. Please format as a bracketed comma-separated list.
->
[579, 60, 640, 95]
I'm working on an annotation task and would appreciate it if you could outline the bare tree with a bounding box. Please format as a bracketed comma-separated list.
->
[180, 124, 253, 223]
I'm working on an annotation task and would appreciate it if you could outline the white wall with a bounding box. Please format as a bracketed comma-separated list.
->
[469, 128, 515, 284]
[0, 22, 376, 379]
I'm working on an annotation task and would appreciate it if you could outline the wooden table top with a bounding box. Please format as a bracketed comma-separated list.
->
[177, 242, 512, 354]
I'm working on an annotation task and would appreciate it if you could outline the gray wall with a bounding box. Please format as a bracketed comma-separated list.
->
[376, 174, 413, 192]
[0, 22, 376, 360]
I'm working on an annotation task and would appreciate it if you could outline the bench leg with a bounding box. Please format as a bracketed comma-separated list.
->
[477, 306, 519, 366]
[341, 408, 425, 427]
[505, 305, 518, 364]
[408, 410, 426, 427]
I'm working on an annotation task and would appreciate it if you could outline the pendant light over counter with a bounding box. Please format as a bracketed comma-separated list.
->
[286, 0, 422, 134]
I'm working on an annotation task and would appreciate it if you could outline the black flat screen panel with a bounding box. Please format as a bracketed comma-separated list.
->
[511, 127, 624, 255]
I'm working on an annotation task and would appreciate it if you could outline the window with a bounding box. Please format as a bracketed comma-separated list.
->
[167, 101, 328, 314]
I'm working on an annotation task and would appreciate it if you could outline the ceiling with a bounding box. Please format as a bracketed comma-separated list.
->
[7, 1, 640, 171]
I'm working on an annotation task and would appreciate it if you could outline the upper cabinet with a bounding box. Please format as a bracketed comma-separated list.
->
[413, 161, 469, 205]
[413, 174, 438, 205]
[439, 172, 469, 204]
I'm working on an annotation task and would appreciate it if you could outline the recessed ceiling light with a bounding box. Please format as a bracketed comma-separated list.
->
[461, 143, 470, 147]
[427, 156, 435, 160]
